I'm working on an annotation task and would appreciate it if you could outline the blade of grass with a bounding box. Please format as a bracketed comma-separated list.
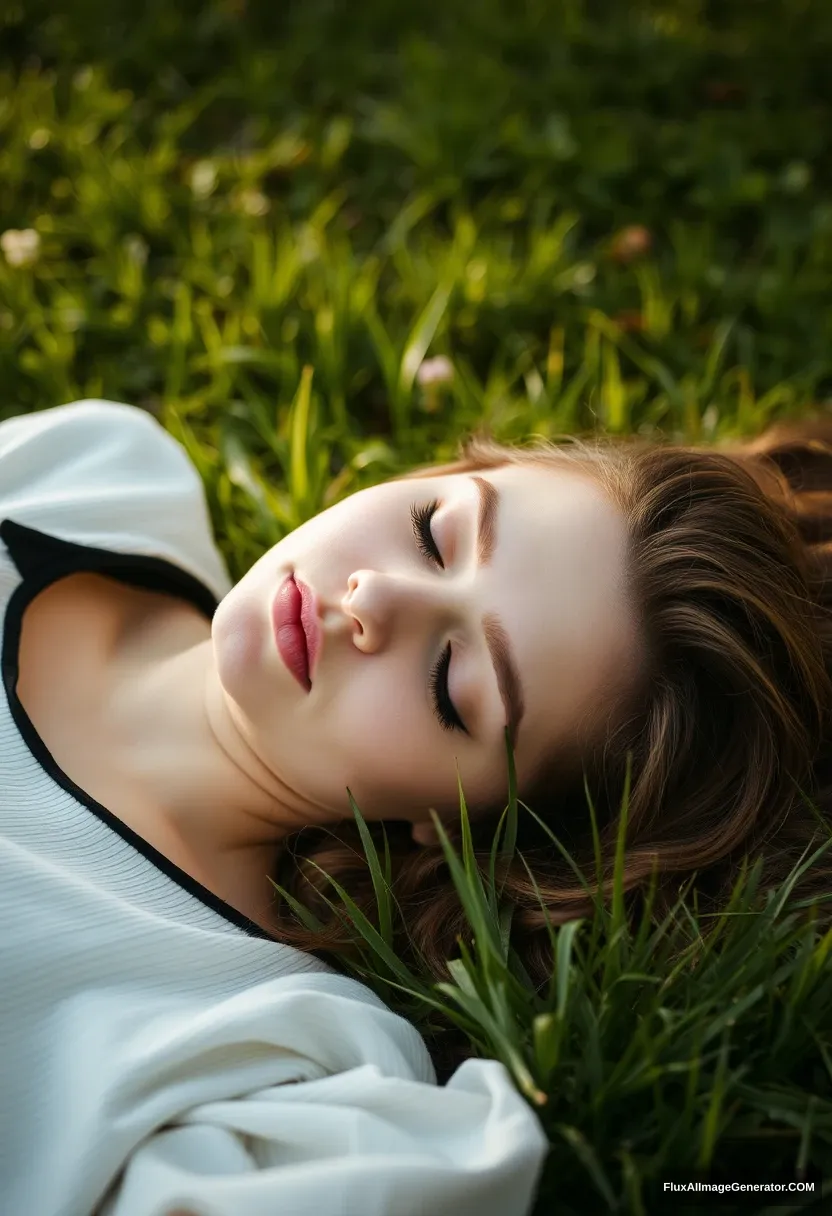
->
[346, 788, 394, 948]
[289, 364, 314, 518]
[553, 1123, 618, 1210]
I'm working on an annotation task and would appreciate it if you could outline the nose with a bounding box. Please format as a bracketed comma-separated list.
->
[340, 568, 464, 653]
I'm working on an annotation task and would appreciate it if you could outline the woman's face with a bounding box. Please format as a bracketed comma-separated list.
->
[210, 462, 641, 836]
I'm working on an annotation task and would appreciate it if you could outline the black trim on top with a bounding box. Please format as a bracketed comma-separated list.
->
[0, 517, 277, 943]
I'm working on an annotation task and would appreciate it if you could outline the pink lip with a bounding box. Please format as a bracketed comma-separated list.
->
[295, 575, 321, 679]
[271, 574, 320, 691]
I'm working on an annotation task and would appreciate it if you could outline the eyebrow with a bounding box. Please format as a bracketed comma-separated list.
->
[468, 475, 526, 753]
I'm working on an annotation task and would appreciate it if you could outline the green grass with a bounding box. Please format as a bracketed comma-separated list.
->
[3, 1, 832, 1211]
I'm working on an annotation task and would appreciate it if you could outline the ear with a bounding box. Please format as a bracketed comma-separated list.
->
[411, 817, 441, 847]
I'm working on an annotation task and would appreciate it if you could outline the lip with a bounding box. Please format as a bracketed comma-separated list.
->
[271, 574, 321, 691]
[295, 575, 321, 679]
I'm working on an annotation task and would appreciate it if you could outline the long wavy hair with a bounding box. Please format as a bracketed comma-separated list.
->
[272, 414, 832, 1036]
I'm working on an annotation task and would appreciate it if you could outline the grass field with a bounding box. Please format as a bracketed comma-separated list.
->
[3, 2, 832, 1211]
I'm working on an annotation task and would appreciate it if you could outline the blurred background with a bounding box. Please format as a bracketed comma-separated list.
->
[1, 0, 831, 563]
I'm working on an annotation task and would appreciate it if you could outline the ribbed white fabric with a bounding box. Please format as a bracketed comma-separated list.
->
[0, 401, 548, 1216]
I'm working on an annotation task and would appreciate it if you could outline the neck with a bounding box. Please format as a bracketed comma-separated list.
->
[100, 611, 302, 929]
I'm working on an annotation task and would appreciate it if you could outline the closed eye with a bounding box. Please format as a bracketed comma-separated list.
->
[410, 500, 444, 568]
[409, 499, 468, 735]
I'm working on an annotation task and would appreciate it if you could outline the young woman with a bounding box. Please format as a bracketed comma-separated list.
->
[2, 398, 830, 1213]
[0, 401, 548, 1216]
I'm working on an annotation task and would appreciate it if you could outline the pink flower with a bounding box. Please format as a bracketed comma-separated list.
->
[416, 356, 455, 387]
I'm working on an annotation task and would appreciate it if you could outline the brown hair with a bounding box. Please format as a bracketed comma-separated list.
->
[272, 414, 832, 1017]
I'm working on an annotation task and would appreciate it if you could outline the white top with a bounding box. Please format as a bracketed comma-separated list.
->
[0, 400, 548, 1216]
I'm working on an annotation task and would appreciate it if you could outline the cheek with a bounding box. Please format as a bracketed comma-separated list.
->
[319, 676, 461, 814]
[285, 490, 401, 567]
[331, 674, 427, 774]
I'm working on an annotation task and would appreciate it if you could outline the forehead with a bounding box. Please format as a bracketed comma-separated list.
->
[439, 460, 630, 586]
[453, 460, 638, 771]
[486, 459, 626, 563]
[474, 461, 634, 657]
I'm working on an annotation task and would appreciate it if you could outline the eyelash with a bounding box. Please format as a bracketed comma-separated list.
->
[409, 500, 467, 735]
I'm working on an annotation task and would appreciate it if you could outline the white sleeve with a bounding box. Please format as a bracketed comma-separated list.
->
[0, 399, 232, 600]
[99, 1057, 549, 1216]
